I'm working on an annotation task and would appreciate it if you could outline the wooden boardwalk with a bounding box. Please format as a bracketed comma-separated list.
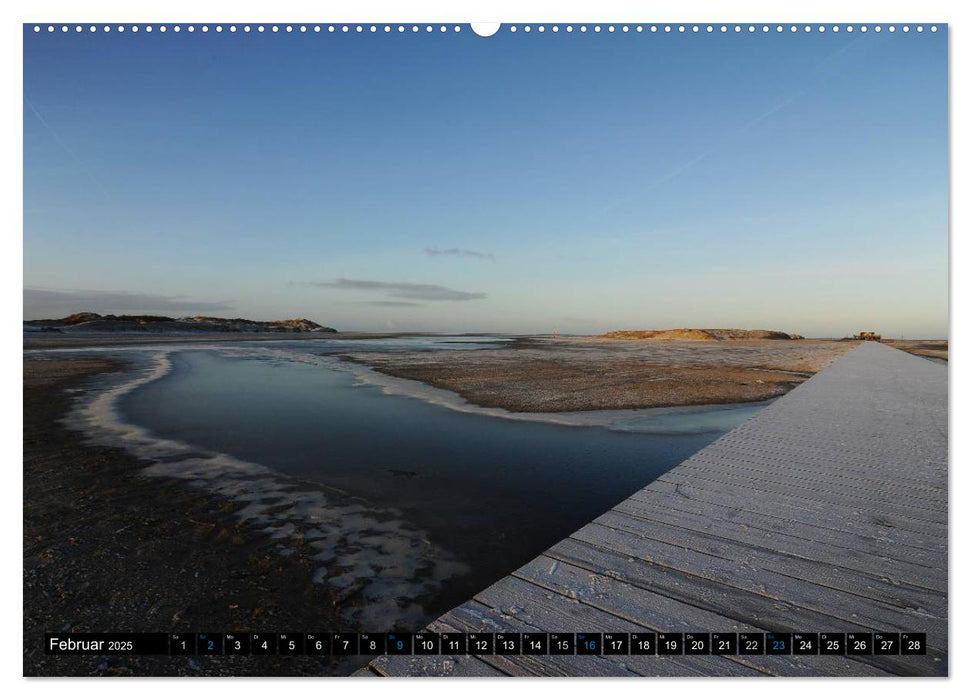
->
[361, 342, 947, 677]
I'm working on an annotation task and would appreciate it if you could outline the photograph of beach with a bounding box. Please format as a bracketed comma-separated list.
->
[21, 13, 948, 680]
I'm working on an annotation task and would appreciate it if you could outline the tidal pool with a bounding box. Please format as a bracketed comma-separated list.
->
[71, 342, 764, 629]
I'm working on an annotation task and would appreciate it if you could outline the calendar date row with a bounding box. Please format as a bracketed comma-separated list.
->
[46, 631, 927, 656]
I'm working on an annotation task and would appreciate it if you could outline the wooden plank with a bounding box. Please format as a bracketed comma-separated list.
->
[651, 467, 946, 524]
[618, 489, 946, 565]
[439, 601, 644, 676]
[367, 653, 506, 677]
[670, 453, 949, 509]
[643, 477, 947, 539]
[707, 428, 946, 454]
[547, 538, 945, 676]
[682, 449, 947, 497]
[546, 535, 874, 634]
[512, 555, 884, 677]
[471, 577, 762, 676]
[594, 509, 947, 594]
[567, 522, 946, 647]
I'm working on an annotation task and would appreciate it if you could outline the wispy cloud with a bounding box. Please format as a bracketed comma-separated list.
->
[309, 278, 486, 302]
[354, 300, 424, 308]
[24, 287, 235, 317]
[424, 247, 494, 261]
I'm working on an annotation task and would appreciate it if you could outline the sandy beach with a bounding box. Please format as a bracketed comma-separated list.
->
[341, 337, 858, 413]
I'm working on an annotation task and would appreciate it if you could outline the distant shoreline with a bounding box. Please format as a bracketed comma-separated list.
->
[22, 330, 511, 350]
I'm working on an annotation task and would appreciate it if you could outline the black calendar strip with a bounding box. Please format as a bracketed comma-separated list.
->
[45, 631, 928, 656]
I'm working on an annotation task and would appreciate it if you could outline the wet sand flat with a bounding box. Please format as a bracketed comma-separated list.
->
[341, 338, 858, 413]
[880, 339, 948, 361]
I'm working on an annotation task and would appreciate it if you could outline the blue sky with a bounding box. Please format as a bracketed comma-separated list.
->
[23, 25, 947, 337]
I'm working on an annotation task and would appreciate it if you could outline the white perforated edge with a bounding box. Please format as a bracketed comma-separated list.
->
[29, 23, 942, 35]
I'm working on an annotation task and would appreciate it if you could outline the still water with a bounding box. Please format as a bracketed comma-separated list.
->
[108, 344, 762, 627]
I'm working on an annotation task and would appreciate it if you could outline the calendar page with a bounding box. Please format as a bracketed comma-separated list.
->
[20, 3, 949, 682]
